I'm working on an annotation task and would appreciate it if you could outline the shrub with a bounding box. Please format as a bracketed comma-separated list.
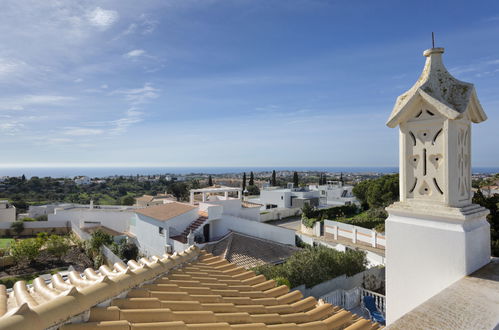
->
[10, 221, 24, 236]
[46, 235, 70, 260]
[274, 276, 291, 288]
[21, 217, 36, 222]
[9, 238, 43, 264]
[89, 229, 113, 252]
[254, 245, 367, 288]
[35, 214, 48, 221]
[111, 239, 139, 261]
[301, 204, 358, 228]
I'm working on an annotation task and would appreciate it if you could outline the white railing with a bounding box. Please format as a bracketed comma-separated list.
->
[361, 288, 386, 315]
[322, 287, 361, 310]
[324, 220, 386, 248]
[321, 287, 385, 315]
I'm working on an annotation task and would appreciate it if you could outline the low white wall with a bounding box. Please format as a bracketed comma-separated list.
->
[212, 215, 295, 246]
[49, 209, 133, 234]
[324, 219, 386, 248]
[260, 208, 301, 222]
[0, 220, 70, 229]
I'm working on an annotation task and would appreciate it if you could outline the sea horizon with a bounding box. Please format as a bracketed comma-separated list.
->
[0, 166, 497, 179]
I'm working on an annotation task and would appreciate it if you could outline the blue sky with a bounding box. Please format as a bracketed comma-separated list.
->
[0, 0, 498, 168]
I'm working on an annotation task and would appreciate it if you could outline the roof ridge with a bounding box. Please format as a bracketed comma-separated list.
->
[0, 246, 201, 329]
[222, 231, 235, 261]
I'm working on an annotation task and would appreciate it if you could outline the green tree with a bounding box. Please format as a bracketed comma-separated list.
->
[10, 221, 24, 236]
[46, 235, 70, 260]
[9, 238, 42, 264]
[353, 174, 399, 209]
[89, 229, 113, 252]
[293, 172, 299, 187]
[271, 170, 277, 186]
[254, 246, 367, 288]
[247, 185, 260, 196]
[122, 195, 135, 206]
[169, 182, 188, 201]
[473, 189, 499, 256]
[249, 172, 254, 186]
[208, 175, 213, 186]
[242, 173, 247, 192]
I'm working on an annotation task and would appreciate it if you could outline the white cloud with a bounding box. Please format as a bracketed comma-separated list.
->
[101, 84, 108, 89]
[0, 94, 74, 111]
[111, 83, 159, 105]
[63, 127, 104, 136]
[0, 58, 27, 77]
[87, 7, 119, 29]
[74, 78, 83, 83]
[125, 49, 146, 58]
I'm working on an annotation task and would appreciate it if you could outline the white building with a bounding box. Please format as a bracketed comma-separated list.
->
[0, 200, 16, 222]
[49, 203, 138, 235]
[385, 46, 492, 326]
[74, 176, 91, 185]
[254, 186, 320, 210]
[309, 181, 359, 207]
[126, 186, 292, 256]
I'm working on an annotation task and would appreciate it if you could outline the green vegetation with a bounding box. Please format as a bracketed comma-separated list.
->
[271, 170, 277, 186]
[9, 238, 43, 264]
[110, 239, 139, 261]
[249, 172, 255, 186]
[242, 172, 247, 192]
[473, 189, 499, 257]
[10, 221, 24, 236]
[301, 203, 358, 228]
[0, 238, 14, 249]
[340, 208, 388, 233]
[253, 246, 367, 288]
[0, 175, 200, 213]
[352, 174, 399, 209]
[45, 234, 70, 260]
[246, 185, 260, 195]
[293, 171, 299, 187]
[208, 175, 213, 186]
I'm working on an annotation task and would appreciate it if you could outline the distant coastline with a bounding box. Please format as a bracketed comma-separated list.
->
[0, 166, 497, 178]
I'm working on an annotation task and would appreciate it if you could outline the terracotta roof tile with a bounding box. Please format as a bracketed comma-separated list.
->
[205, 232, 300, 269]
[135, 202, 197, 222]
[0, 247, 380, 329]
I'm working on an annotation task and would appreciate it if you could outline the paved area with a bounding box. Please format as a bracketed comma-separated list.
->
[266, 216, 302, 231]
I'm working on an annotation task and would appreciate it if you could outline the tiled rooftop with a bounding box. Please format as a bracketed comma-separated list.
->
[205, 232, 300, 269]
[134, 202, 197, 222]
[0, 246, 381, 329]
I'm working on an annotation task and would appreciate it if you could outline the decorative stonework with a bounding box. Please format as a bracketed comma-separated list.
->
[387, 47, 487, 212]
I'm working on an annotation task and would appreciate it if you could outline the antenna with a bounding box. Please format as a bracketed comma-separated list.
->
[432, 32, 435, 48]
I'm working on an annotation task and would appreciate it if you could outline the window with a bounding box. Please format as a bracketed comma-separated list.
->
[281, 196, 284, 200]
[159, 227, 164, 235]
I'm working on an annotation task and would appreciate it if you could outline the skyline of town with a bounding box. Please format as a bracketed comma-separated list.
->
[1, 1, 499, 167]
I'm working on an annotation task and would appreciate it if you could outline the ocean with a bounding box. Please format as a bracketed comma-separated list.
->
[0, 166, 497, 179]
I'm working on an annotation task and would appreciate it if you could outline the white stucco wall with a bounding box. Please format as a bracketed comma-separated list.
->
[385, 213, 490, 324]
[130, 214, 169, 257]
[49, 209, 133, 233]
[0, 207, 16, 222]
[211, 215, 295, 245]
[259, 190, 291, 208]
